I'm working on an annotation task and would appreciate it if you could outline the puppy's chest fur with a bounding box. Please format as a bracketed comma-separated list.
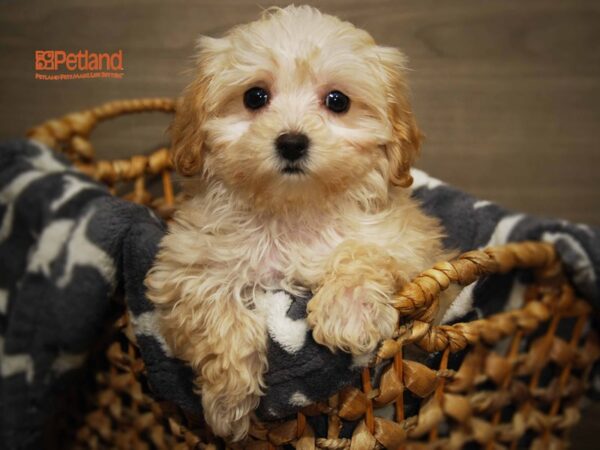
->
[162, 191, 445, 307]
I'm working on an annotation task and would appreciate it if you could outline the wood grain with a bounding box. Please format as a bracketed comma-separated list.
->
[0, 0, 598, 227]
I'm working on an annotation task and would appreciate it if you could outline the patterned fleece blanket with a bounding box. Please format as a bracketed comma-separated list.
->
[0, 139, 598, 449]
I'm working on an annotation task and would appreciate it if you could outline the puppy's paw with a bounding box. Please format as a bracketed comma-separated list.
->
[307, 281, 398, 355]
[201, 387, 260, 442]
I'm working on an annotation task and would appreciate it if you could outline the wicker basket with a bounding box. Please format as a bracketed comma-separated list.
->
[28, 99, 600, 450]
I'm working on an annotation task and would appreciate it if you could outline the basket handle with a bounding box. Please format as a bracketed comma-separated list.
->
[27, 98, 176, 183]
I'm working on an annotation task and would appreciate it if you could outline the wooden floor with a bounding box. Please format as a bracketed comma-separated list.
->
[0, 0, 598, 446]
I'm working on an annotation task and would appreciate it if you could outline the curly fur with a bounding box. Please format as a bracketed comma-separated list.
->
[145, 5, 452, 441]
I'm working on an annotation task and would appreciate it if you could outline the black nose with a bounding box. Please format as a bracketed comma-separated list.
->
[275, 133, 309, 162]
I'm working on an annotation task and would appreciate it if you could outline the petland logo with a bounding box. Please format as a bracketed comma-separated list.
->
[35, 50, 124, 80]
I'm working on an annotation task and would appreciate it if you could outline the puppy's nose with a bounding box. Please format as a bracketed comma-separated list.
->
[275, 133, 309, 162]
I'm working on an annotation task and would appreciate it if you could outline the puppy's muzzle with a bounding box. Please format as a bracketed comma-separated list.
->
[275, 132, 309, 162]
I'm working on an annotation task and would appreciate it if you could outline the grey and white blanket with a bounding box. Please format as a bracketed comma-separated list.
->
[0, 139, 598, 449]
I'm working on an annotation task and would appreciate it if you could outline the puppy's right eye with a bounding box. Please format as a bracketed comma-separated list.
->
[244, 87, 269, 110]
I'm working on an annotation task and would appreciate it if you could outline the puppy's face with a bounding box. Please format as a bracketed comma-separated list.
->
[173, 6, 421, 209]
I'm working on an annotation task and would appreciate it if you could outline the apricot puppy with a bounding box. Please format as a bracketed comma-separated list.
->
[146, 5, 449, 441]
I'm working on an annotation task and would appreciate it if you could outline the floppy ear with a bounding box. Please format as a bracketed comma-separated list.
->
[170, 78, 207, 176]
[170, 37, 225, 177]
[376, 46, 422, 188]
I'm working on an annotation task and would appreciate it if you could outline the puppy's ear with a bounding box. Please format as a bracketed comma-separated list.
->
[375, 46, 422, 188]
[171, 80, 207, 176]
[171, 37, 226, 176]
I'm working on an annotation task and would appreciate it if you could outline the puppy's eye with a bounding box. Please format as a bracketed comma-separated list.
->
[244, 87, 269, 110]
[324, 90, 350, 113]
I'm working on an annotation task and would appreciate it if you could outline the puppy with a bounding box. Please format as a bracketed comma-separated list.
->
[145, 5, 451, 441]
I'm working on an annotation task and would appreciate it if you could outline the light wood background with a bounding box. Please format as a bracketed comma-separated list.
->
[0, 0, 598, 446]
[0, 0, 599, 225]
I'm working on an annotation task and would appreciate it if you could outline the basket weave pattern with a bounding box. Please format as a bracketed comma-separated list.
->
[28, 99, 600, 450]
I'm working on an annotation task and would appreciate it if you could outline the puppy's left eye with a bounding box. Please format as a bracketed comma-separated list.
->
[244, 87, 270, 110]
[324, 90, 350, 113]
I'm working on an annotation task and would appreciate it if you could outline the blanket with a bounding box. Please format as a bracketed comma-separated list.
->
[0, 139, 598, 449]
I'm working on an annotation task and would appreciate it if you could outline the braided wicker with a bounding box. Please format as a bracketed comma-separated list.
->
[29, 99, 599, 450]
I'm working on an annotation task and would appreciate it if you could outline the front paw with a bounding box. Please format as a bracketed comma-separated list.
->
[307, 281, 398, 355]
